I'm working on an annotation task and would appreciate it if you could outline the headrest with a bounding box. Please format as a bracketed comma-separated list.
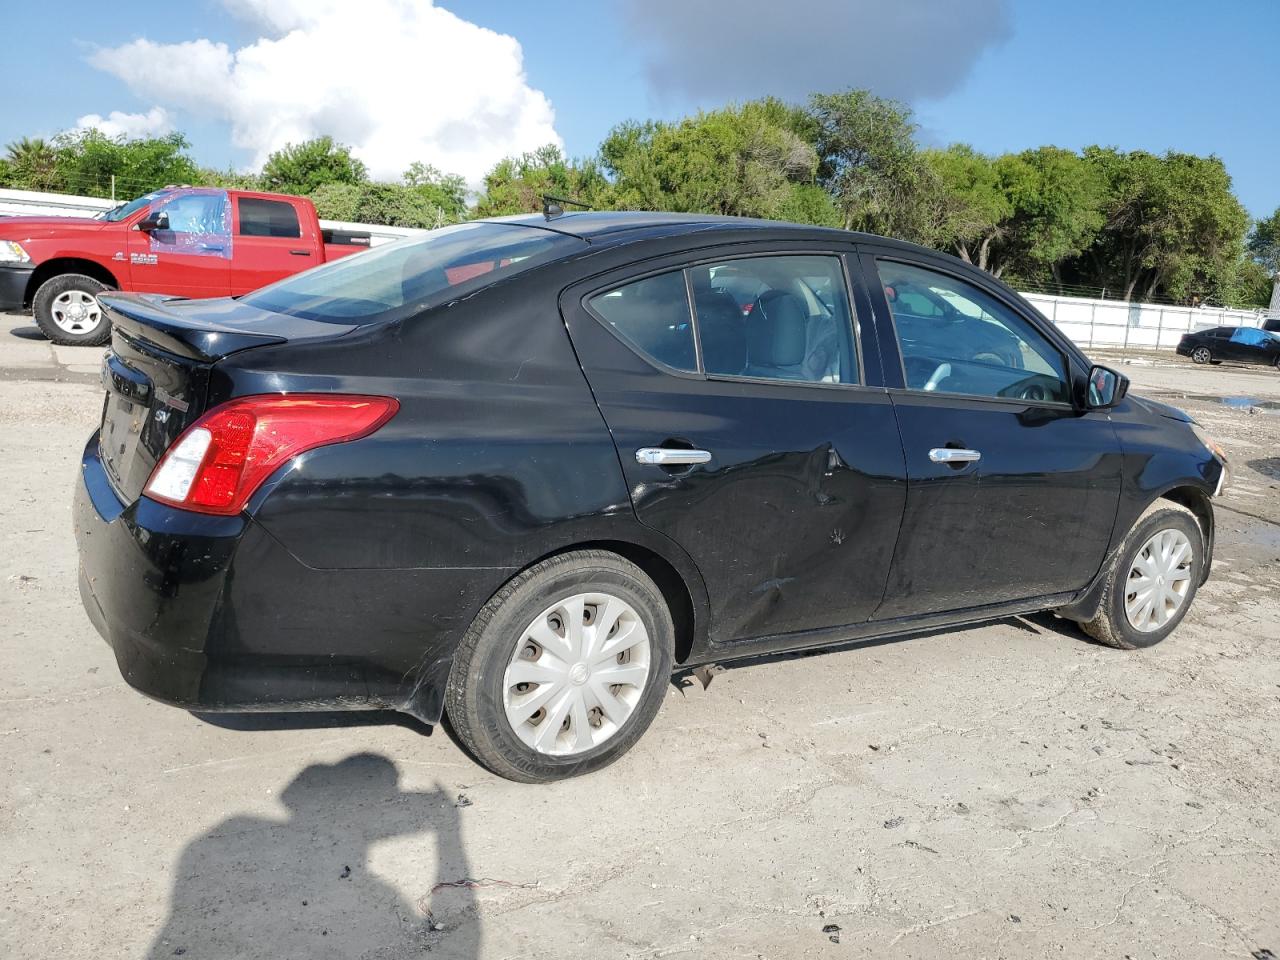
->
[695, 289, 747, 375]
[748, 291, 807, 367]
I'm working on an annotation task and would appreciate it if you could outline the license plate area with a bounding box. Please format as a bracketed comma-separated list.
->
[97, 333, 209, 502]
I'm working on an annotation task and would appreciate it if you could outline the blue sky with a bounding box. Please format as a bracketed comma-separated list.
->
[2, 0, 1276, 216]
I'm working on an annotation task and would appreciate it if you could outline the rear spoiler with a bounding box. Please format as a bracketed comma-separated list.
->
[100, 294, 286, 362]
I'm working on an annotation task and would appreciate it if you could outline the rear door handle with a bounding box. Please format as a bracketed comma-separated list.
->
[929, 447, 981, 464]
[636, 448, 712, 466]
[289, 249, 312, 256]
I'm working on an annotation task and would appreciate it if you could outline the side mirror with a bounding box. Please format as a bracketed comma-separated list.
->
[137, 211, 169, 232]
[1085, 364, 1128, 409]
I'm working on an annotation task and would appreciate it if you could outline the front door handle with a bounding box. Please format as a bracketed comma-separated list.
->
[636, 447, 712, 466]
[929, 447, 981, 464]
[289, 249, 313, 256]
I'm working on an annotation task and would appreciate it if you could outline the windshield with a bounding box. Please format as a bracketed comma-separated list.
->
[241, 222, 586, 324]
[97, 190, 171, 222]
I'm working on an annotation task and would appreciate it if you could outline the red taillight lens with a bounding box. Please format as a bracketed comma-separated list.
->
[144, 394, 399, 516]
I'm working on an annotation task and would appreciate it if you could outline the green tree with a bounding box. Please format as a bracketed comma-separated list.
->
[198, 166, 264, 191]
[1216, 255, 1274, 309]
[999, 146, 1105, 285]
[598, 99, 837, 224]
[311, 174, 468, 229]
[473, 145, 609, 218]
[925, 144, 1012, 272]
[51, 129, 201, 198]
[348, 182, 453, 229]
[4, 136, 61, 191]
[260, 136, 367, 196]
[1248, 207, 1280, 312]
[308, 182, 363, 222]
[808, 90, 937, 241]
[402, 162, 468, 222]
[1083, 148, 1249, 303]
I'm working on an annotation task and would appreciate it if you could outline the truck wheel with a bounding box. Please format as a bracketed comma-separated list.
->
[33, 274, 112, 346]
[1076, 502, 1203, 650]
[445, 550, 674, 783]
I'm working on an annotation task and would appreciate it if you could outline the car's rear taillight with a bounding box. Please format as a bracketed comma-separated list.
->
[144, 394, 399, 516]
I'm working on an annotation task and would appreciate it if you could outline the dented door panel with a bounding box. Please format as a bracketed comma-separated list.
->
[561, 246, 907, 645]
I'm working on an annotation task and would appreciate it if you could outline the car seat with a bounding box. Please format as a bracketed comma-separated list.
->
[745, 290, 809, 380]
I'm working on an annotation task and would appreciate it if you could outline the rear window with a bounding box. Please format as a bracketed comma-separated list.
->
[239, 197, 301, 238]
[240, 222, 585, 324]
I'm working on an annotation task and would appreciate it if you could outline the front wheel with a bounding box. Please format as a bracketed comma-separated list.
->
[1077, 502, 1203, 649]
[32, 273, 112, 346]
[445, 550, 675, 782]
[1190, 346, 1212, 364]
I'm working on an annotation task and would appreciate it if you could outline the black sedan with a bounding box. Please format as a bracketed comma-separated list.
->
[1176, 325, 1280, 368]
[76, 213, 1227, 782]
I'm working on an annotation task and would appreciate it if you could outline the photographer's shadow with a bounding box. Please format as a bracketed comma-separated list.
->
[148, 752, 479, 959]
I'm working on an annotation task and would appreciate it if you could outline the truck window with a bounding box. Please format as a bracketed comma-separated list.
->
[239, 198, 302, 238]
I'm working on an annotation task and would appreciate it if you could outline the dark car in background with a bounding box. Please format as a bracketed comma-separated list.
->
[1177, 325, 1280, 368]
[75, 213, 1227, 782]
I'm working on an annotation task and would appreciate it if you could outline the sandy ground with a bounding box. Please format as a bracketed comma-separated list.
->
[1, 312, 1278, 960]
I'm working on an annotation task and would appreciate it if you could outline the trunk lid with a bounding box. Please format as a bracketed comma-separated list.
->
[96, 293, 357, 503]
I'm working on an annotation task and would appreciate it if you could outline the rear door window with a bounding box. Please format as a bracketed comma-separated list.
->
[588, 272, 697, 372]
[238, 197, 301, 238]
[587, 254, 860, 384]
[691, 255, 857, 384]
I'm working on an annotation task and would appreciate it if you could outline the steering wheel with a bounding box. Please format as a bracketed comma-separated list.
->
[1018, 382, 1050, 402]
[923, 362, 952, 392]
[904, 355, 949, 391]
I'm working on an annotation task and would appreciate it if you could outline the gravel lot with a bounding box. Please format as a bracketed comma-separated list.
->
[2, 311, 1278, 959]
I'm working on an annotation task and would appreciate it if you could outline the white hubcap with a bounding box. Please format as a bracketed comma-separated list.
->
[503, 592, 651, 756]
[51, 290, 102, 335]
[1124, 528, 1194, 632]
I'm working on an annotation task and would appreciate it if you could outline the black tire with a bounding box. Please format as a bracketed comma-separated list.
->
[445, 550, 675, 783]
[32, 273, 112, 346]
[1190, 346, 1212, 364]
[1078, 502, 1203, 650]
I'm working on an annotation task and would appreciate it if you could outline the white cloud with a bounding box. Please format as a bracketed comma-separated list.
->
[75, 106, 174, 139]
[86, 0, 560, 185]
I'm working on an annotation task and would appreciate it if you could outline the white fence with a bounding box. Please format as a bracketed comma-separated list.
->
[4, 187, 1276, 350]
[0, 188, 425, 247]
[1022, 292, 1273, 352]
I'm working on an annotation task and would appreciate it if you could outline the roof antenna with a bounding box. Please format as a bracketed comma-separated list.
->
[542, 194, 591, 221]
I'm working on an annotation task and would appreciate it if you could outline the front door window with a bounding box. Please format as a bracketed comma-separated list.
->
[878, 259, 1069, 404]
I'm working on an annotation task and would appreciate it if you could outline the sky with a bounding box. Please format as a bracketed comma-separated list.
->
[1, 0, 1276, 216]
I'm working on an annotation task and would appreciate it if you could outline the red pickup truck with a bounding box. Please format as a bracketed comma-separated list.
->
[0, 187, 371, 344]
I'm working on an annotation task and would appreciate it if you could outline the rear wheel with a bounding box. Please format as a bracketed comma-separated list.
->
[445, 550, 674, 782]
[33, 274, 112, 346]
[1190, 345, 1212, 364]
[1077, 502, 1203, 649]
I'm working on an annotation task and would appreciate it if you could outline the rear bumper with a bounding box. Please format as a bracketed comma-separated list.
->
[0, 263, 34, 312]
[76, 431, 248, 707]
[75, 431, 491, 723]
